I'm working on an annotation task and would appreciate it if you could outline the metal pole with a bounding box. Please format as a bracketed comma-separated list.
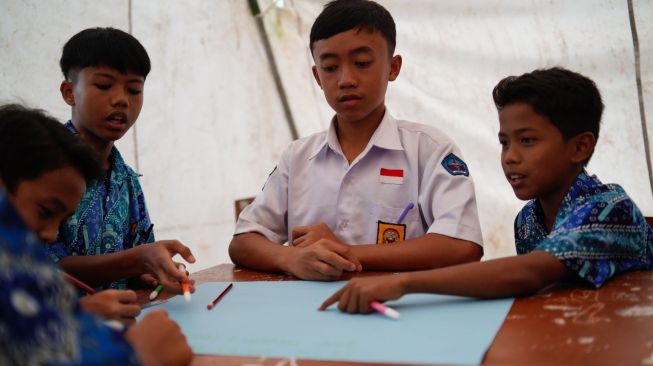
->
[248, 0, 299, 140]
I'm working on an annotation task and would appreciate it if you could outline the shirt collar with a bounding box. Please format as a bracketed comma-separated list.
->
[530, 170, 600, 230]
[308, 110, 404, 159]
[555, 170, 600, 219]
[64, 120, 137, 178]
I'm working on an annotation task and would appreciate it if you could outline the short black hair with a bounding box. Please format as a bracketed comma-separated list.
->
[60, 27, 151, 80]
[310, 0, 396, 55]
[492, 67, 604, 164]
[0, 104, 103, 193]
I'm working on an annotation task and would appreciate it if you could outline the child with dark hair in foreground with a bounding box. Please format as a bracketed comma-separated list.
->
[0, 104, 191, 365]
[321, 67, 653, 314]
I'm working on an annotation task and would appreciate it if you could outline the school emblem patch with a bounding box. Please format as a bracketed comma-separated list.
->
[376, 221, 406, 244]
[441, 153, 469, 177]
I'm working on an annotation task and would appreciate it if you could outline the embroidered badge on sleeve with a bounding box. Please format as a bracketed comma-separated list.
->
[441, 153, 469, 177]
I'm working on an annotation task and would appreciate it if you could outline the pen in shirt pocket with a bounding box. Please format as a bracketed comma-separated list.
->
[396, 202, 414, 224]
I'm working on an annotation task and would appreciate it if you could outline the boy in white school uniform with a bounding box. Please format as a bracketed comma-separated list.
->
[229, 0, 483, 280]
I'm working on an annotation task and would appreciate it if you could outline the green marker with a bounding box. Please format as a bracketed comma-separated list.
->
[149, 284, 164, 300]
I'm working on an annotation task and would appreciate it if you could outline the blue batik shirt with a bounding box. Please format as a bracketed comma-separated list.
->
[0, 189, 139, 365]
[515, 170, 653, 287]
[47, 121, 155, 290]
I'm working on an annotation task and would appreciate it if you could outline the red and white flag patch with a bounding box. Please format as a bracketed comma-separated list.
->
[379, 168, 404, 185]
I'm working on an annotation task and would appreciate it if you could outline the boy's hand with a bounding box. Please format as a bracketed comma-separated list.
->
[286, 239, 362, 280]
[79, 289, 141, 325]
[138, 273, 159, 288]
[138, 241, 197, 294]
[292, 223, 341, 247]
[125, 310, 192, 366]
[319, 275, 406, 314]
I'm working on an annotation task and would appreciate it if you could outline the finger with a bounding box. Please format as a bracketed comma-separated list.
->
[358, 290, 369, 314]
[187, 279, 197, 293]
[159, 263, 192, 293]
[313, 260, 343, 278]
[161, 260, 187, 283]
[172, 262, 190, 277]
[295, 239, 314, 248]
[346, 287, 362, 314]
[177, 263, 191, 283]
[291, 226, 307, 242]
[118, 304, 142, 318]
[117, 290, 138, 303]
[319, 287, 345, 310]
[318, 249, 357, 273]
[144, 309, 169, 321]
[326, 243, 362, 272]
[338, 287, 351, 312]
[157, 271, 183, 293]
[163, 240, 196, 263]
[292, 235, 306, 246]
[141, 274, 159, 287]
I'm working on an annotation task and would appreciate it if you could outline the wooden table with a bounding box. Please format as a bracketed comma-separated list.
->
[138, 265, 653, 366]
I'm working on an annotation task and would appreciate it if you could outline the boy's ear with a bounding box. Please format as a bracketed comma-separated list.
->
[311, 66, 323, 89]
[388, 55, 402, 82]
[60, 80, 75, 106]
[569, 131, 596, 164]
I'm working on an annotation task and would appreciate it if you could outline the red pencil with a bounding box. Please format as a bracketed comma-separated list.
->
[61, 271, 96, 294]
[207, 283, 233, 310]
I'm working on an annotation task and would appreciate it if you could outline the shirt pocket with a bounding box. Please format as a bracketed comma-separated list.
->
[369, 203, 422, 239]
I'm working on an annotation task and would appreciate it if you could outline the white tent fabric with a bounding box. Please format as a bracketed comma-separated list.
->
[1, 0, 652, 273]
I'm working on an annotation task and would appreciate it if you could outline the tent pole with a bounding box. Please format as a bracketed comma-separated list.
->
[128, 0, 141, 172]
[248, 0, 299, 141]
[627, 0, 653, 195]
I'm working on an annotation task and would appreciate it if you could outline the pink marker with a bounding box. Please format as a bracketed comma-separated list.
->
[370, 301, 400, 320]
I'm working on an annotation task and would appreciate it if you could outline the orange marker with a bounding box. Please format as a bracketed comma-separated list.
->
[178, 264, 191, 302]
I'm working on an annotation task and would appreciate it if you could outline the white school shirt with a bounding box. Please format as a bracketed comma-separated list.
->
[235, 112, 483, 247]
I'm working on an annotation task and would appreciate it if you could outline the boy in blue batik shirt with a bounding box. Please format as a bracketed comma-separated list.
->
[321, 67, 652, 314]
[48, 27, 196, 293]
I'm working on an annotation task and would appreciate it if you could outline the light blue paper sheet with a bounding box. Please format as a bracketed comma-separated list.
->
[140, 281, 513, 365]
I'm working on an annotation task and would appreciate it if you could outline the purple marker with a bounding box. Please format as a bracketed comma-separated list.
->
[396, 202, 414, 224]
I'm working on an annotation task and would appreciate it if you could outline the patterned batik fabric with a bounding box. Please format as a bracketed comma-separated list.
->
[0, 189, 139, 365]
[47, 121, 155, 290]
[515, 170, 653, 287]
